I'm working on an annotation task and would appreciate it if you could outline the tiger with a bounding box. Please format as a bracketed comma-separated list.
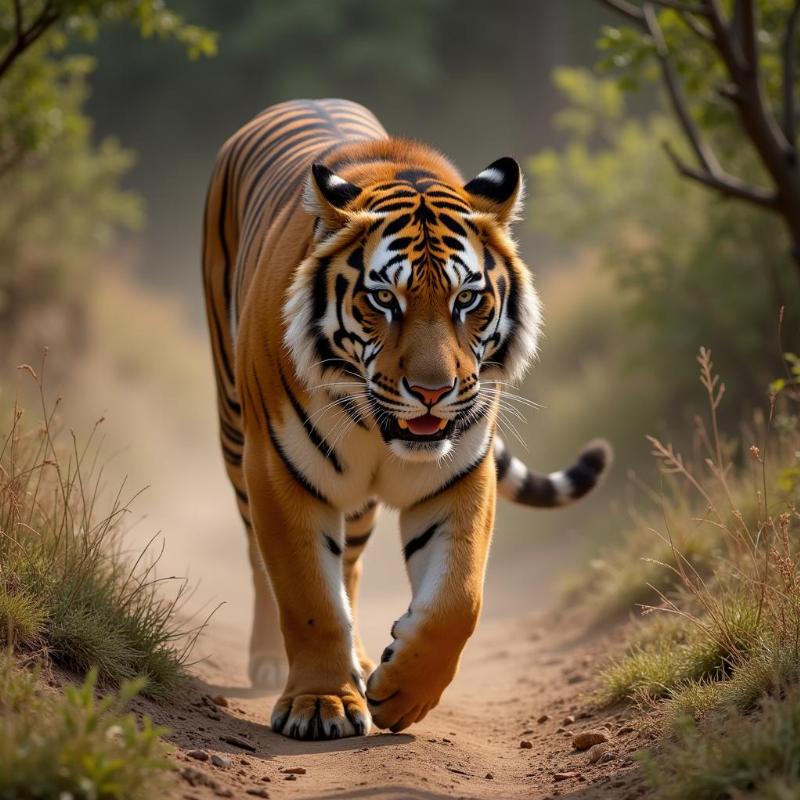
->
[202, 98, 611, 741]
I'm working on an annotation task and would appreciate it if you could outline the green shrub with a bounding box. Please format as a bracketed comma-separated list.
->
[527, 69, 797, 427]
[0, 656, 171, 800]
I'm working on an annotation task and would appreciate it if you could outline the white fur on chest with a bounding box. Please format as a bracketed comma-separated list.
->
[273, 391, 492, 513]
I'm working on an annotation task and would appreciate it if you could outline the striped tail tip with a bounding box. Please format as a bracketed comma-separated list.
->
[495, 437, 613, 508]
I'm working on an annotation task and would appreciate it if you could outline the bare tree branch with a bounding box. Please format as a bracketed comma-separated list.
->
[651, 0, 706, 13]
[0, 1, 59, 82]
[783, 1, 800, 147]
[12, 0, 23, 40]
[598, 0, 645, 23]
[642, 4, 721, 174]
[737, 0, 758, 70]
[706, 0, 746, 74]
[663, 141, 779, 209]
[599, 0, 800, 268]
[678, 10, 713, 40]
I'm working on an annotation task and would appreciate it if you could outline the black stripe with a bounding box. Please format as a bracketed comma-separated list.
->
[222, 442, 242, 467]
[340, 396, 369, 429]
[280, 368, 344, 473]
[266, 419, 331, 504]
[495, 442, 512, 481]
[220, 417, 244, 446]
[325, 535, 342, 557]
[563, 464, 595, 499]
[345, 529, 373, 549]
[234, 486, 248, 504]
[412, 445, 490, 507]
[517, 473, 557, 507]
[403, 521, 441, 561]
[345, 499, 376, 522]
[255, 372, 331, 505]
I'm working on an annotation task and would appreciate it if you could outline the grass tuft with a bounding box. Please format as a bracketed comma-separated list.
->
[583, 348, 800, 798]
[642, 685, 800, 800]
[0, 655, 172, 800]
[0, 361, 198, 696]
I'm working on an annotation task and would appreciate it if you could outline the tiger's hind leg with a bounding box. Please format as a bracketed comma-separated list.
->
[226, 450, 287, 690]
[244, 435, 370, 740]
[245, 527, 288, 689]
[343, 500, 380, 678]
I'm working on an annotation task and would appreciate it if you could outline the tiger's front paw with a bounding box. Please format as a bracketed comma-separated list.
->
[366, 627, 461, 732]
[271, 689, 371, 740]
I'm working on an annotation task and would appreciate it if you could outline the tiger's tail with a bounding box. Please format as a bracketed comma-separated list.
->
[494, 437, 612, 508]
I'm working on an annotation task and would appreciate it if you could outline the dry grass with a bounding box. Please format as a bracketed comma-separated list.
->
[0, 356, 203, 696]
[587, 347, 800, 799]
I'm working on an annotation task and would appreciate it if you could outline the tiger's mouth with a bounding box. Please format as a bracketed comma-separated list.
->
[390, 413, 454, 442]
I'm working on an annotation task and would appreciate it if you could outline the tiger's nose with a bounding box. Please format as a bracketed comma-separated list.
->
[406, 380, 454, 406]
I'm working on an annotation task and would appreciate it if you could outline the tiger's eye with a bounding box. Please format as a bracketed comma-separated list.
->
[457, 290, 475, 306]
[377, 289, 394, 305]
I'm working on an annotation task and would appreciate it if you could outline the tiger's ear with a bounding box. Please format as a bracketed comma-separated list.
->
[463, 157, 523, 225]
[304, 163, 362, 229]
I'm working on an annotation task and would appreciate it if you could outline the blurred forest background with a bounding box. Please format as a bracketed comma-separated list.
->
[2, 1, 798, 659]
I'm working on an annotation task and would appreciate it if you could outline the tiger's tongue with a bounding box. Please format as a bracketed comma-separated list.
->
[407, 414, 443, 436]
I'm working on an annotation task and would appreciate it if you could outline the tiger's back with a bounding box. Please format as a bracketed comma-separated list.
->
[202, 99, 387, 487]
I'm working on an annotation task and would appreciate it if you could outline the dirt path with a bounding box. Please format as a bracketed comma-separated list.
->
[139, 606, 648, 800]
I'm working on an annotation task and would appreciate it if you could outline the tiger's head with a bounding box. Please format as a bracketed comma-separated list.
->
[284, 141, 541, 462]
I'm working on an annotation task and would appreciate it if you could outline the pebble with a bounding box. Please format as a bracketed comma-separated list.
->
[214, 790, 233, 798]
[187, 750, 210, 762]
[282, 767, 307, 775]
[284, 774, 297, 781]
[562, 715, 576, 725]
[519, 740, 533, 749]
[554, 771, 578, 782]
[220, 734, 256, 752]
[485, 772, 494, 780]
[587, 743, 610, 764]
[537, 714, 550, 724]
[210, 754, 231, 769]
[212, 695, 229, 707]
[180, 767, 206, 787]
[245, 790, 269, 798]
[572, 730, 610, 751]
[597, 751, 617, 765]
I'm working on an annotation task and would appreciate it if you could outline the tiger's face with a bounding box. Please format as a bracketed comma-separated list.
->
[285, 154, 541, 462]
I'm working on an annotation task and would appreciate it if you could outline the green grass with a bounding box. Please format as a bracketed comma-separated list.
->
[0, 655, 172, 800]
[642, 684, 800, 800]
[0, 365, 196, 696]
[580, 350, 800, 799]
[597, 592, 766, 706]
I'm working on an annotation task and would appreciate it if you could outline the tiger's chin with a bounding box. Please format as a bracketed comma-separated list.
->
[388, 437, 454, 462]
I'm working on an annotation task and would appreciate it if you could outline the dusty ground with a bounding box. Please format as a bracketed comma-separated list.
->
[134, 606, 648, 800]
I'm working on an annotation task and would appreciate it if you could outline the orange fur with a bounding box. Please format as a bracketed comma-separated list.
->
[203, 99, 604, 740]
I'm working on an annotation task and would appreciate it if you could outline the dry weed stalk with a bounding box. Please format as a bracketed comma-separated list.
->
[642, 347, 800, 665]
